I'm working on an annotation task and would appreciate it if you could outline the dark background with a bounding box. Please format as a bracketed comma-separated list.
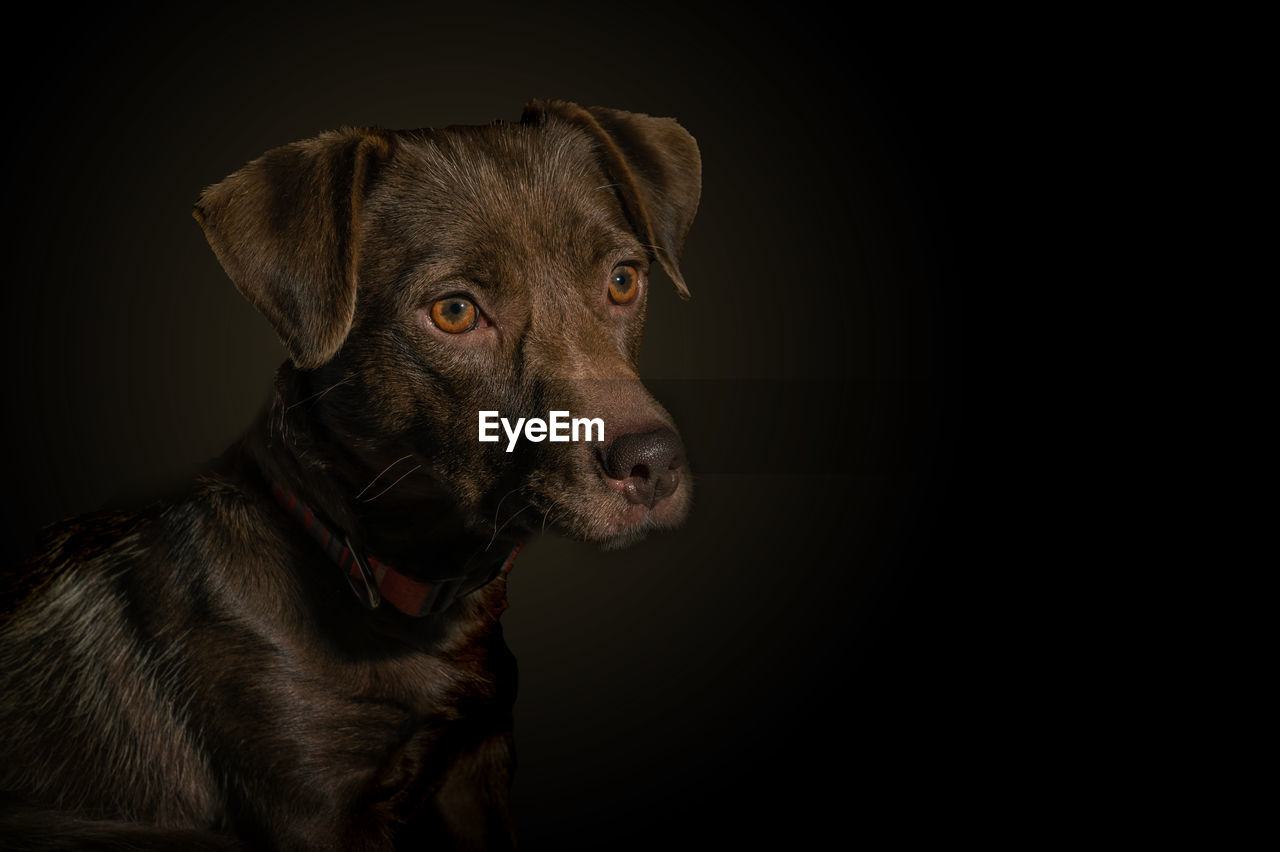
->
[2, 3, 1001, 847]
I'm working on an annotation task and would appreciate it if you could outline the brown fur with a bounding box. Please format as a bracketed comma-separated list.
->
[0, 100, 699, 850]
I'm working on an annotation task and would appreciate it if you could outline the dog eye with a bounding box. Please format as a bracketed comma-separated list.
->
[430, 297, 479, 333]
[608, 265, 642, 305]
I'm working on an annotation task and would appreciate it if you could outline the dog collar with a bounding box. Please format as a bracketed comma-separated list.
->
[270, 481, 521, 617]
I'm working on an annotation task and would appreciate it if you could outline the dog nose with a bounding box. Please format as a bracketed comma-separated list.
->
[601, 428, 685, 508]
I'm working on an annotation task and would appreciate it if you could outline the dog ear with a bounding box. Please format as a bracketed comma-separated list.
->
[192, 128, 393, 368]
[522, 99, 701, 299]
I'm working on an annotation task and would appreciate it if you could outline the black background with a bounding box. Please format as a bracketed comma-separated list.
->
[2, 3, 1005, 847]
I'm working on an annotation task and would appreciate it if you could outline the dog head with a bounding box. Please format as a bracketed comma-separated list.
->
[193, 100, 700, 550]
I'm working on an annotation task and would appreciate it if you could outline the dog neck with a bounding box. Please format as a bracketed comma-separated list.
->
[238, 362, 521, 616]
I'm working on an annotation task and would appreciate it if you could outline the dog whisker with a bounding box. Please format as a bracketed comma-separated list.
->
[541, 497, 569, 535]
[491, 487, 520, 528]
[286, 375, 353, 413]
[486, 487, 525, 550]
[359, 464, 422, 503]
[354, 454, 416, 500]
[488, 502, 533, 550]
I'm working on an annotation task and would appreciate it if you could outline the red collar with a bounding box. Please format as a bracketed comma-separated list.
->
[270, 481, 521, 617]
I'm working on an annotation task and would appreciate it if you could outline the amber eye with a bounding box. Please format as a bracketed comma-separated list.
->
[430, 297, 478, 333]
[608, 265, 641, 305]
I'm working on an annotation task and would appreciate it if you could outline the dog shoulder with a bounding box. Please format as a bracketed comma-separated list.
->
[0, 505, 224, 824]
[2, 509, 152, 619]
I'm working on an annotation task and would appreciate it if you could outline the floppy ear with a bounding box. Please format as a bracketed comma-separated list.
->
[522, 99, 701, 299]
[192, 127, 393, 368]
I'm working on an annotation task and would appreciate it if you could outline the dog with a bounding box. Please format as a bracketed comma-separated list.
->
[0, 98, 699, 850]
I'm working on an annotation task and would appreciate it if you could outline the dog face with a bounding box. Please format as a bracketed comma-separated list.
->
[194, 101, 700, 550]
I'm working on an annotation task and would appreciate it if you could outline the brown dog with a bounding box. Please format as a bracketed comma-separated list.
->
[0, 99, 699, 850]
